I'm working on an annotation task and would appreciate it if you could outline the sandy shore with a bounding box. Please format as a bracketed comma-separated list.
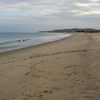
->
[0, 33, 100, 100]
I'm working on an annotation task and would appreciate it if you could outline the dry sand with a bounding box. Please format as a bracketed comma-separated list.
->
[0, 33, 100, 100]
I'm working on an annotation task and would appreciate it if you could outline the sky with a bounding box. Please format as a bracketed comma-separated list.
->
[0, 0, 100, 32]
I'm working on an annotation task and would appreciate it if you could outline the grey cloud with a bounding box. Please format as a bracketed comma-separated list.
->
[0, 0, 100, 32]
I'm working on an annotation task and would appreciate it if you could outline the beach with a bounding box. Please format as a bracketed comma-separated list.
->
[0, 32, 100, 100]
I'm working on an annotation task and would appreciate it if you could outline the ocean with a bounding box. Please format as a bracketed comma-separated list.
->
[0, 32, 71, 53]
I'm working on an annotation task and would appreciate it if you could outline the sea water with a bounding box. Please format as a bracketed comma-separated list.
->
[0, 32, 71, 53]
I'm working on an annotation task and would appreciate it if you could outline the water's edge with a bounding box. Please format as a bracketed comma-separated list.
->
[0, 33, 73, 54]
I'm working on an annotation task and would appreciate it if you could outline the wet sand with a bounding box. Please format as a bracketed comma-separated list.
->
[0, 33, 100, 100]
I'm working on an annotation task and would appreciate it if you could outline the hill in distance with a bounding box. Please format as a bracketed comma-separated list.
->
[40, 28, 100, 33]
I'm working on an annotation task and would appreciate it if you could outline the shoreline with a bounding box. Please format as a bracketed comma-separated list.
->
[0, 32, 70, 55]
[0, 33, 74, 57]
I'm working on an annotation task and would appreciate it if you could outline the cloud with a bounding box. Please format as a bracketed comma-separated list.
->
[75, 2, 100, 7]
[0, 0, 100, 32]
[72, 1, 100, 15]
[72, 9, 100, 15]
[0, 0, 71, 17]
[90, 0, 100, 2]
[0, 0, 99, 17]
